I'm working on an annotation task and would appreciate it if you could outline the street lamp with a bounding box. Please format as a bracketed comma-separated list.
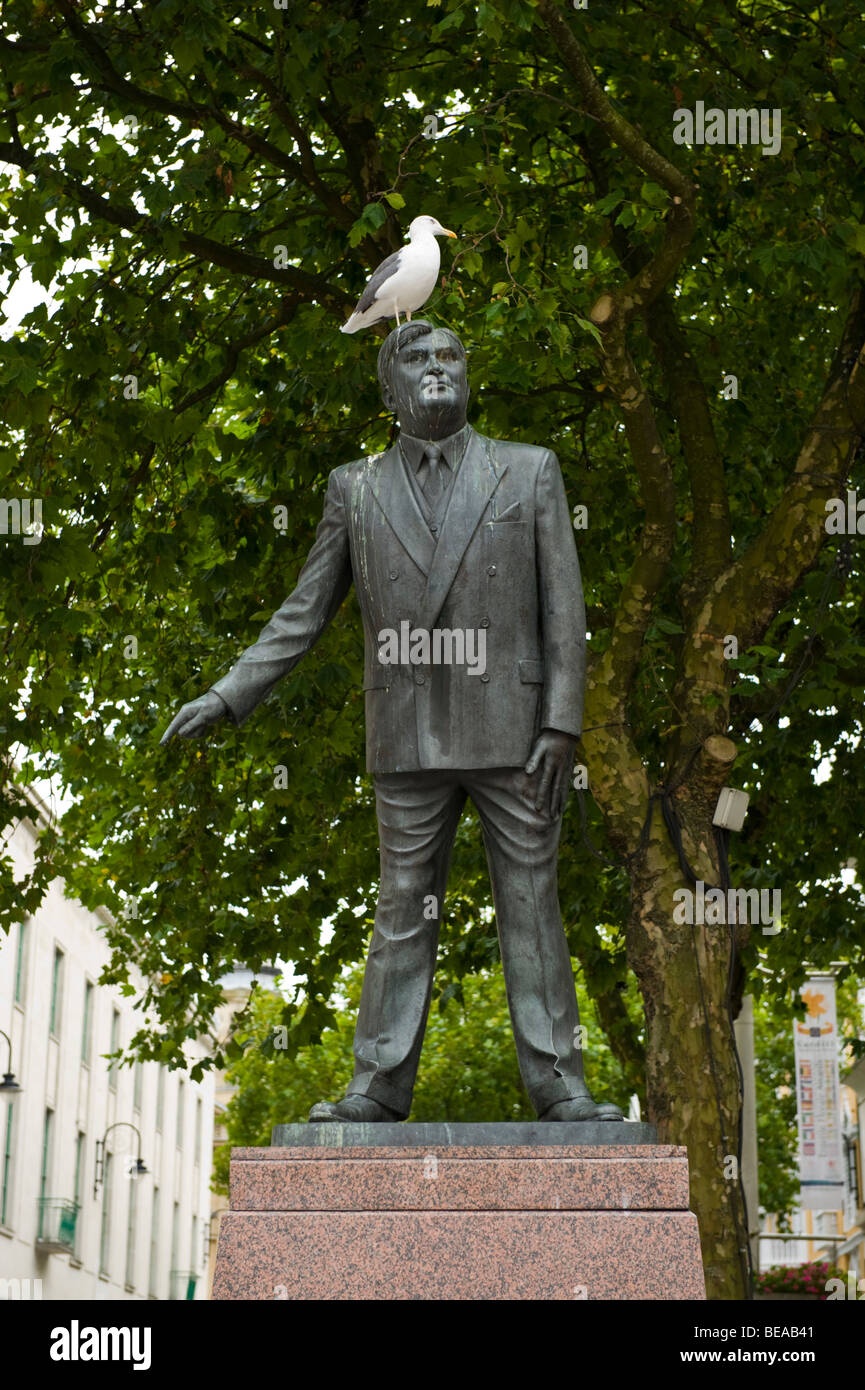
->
[93, 1122, 148, 1198]
[0, 1029, 21, 1093]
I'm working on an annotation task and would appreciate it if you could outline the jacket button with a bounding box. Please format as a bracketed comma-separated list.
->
[480, 617, 490, 628]
[430, 524, 438, 534]
[487, 564, 497, 576]
[415, 673, 425, 685]
[389, 570, 399, 580]
[481, 673, 491, 683]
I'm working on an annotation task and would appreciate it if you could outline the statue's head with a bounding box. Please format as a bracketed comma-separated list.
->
[376, 320, 469, 439]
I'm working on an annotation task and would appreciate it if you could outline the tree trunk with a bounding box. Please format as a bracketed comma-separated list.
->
[626, 740, 749, 1301]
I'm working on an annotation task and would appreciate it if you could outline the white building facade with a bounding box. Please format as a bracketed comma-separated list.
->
[0, 788, 214, 1300]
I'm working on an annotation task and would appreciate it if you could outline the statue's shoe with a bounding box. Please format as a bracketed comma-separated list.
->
[539, 1096, 625, 1122]
[308, 1094, 402, 1123]
[593, 1102, 625, 1121]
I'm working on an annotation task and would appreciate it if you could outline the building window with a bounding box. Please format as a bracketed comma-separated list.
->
[155, 1068, 164, 1132]
[99, 1152, 113, 1276]
[148, 1188, 160, 1299]
[81, 981, 93, 1064]
[125, 1176, 138, 1289]
[39, 1109, 53, 1204]
[49, 947, 64, 1038]
[38, 1109, 54, 1237]
[190, 1213, 198, 1276]
[170, 1200, 180, 1297]
[846, 1138, 862, 1207]
[176, 1080, 184, 1151]
[1, 1103, 14, 1227]
[194, 1098, 202, 1168]
[14, 919, 29, 1005]
[816, 1209, 838, 1236]
[108, 1008, 120, 1092]
[133, 1061, 143, 1113]
[73, 1132, 85, 1256]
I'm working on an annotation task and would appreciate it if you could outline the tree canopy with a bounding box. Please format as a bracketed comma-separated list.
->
[2, 0, 864, 1298]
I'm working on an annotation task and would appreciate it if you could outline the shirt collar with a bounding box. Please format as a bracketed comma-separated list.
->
[398, 422, 471, 473]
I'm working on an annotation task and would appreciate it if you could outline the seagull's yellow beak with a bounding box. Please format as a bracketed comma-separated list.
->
[442, 228, 457, 238]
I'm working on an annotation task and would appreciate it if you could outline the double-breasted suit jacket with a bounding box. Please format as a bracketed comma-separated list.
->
[210, 425, 586, 766]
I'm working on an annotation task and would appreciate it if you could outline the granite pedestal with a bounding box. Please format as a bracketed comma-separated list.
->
[212, 1122, 705, 1300]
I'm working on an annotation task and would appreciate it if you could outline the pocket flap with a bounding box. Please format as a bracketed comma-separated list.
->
[493, 501, 521, 522]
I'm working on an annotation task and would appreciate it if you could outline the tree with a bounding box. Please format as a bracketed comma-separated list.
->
[1, 0, 863, 1298]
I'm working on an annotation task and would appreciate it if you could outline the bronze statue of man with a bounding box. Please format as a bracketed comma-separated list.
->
[162, 322, 623, 1124]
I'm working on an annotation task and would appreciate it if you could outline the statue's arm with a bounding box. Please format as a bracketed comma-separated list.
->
[209, 468, 352, 726]
[522, 450, 584, 817]
[160, 470, 351, 743]
[534, 448, 586, 740]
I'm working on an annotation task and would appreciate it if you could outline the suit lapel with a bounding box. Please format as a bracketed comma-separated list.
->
[417, 431, 507, 631]
[368, 443, 436, 576]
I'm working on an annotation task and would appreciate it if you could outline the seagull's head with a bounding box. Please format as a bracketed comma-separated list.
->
[408, 215, 457, 240]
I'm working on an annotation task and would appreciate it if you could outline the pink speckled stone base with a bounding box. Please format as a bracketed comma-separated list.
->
[212, 1145, 706, 1300]
[230, 1146, 689, 1211]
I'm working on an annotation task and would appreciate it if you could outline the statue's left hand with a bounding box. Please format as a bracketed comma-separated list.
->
[525, 729, 578, 819]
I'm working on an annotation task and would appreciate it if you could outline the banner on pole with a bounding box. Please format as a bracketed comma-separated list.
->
[793, 977, 845, 1210]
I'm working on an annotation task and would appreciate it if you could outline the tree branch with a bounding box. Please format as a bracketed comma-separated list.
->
[678, 282, 865, 743]
[535, 0, 693, 201]
[645, 292, 731, 621]
[55, 1, 308, 185]
[173, 295, 302, 415]
[0, 145, 351, 313]
[52, 1, 387, 266]
[236, 58, 354, 230]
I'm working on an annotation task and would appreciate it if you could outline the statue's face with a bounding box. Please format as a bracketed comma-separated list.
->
[382, 329, 469, 438]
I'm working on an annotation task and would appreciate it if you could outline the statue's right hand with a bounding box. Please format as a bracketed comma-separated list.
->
[159, 691, 227, 746]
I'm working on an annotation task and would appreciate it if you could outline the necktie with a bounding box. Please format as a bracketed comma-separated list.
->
[419, 442, 445, 503]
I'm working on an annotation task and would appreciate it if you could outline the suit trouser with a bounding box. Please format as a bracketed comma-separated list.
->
[345, 766, 587, 1117]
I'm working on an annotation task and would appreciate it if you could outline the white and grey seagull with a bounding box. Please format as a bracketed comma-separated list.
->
[339, 214, 457, 334]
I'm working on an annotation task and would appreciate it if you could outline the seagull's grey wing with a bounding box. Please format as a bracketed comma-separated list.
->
[354, 247, 404, 315]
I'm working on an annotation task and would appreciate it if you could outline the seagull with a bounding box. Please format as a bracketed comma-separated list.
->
[339, 214, 457, 334]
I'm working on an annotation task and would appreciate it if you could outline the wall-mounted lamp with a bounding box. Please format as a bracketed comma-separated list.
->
[0, 1029, 21, 1094]
[94, 1122, 148, 1198]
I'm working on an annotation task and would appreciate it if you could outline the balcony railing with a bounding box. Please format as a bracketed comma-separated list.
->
[169, 1269, 198, 1301]
[36, 1198, 79, 1254]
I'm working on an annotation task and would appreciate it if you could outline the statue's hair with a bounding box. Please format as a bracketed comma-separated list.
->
[376, 320, 464, 401]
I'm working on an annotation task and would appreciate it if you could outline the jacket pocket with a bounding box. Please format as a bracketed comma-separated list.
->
[492, 501, 521, 522]
[518, 659, 544, 684]
[363, 672, 392, 691]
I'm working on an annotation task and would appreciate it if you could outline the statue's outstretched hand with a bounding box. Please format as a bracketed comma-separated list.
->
[525, 728, 578, 820]
[159, 691, 227, 746]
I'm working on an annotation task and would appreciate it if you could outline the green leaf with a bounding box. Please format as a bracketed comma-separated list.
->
[640, 181, 668, 210]
[575, 317, 602, 346]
